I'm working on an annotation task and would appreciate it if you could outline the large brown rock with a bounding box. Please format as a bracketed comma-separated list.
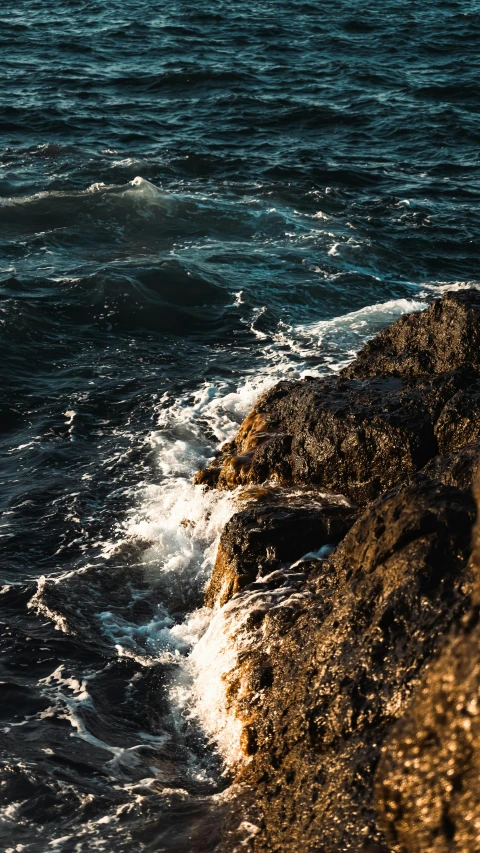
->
[196, 293, 480, 504]
[218, 470, 476, 852]
[374, 469, 480, 853]
[197, 370, 474, 504]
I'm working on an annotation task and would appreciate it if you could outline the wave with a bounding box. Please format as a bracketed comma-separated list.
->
[109, 69, 250, 92]
[24, 293, 432, 746]
[0, 266, 231, 341]
[0, 176, 272, 246]
[89, 294, 434, 766]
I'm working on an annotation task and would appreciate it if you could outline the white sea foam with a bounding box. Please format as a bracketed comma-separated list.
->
[418, 279, 480, 295]
[97, 293, 433, 765]
[126, 175, 167, 199]
[2, 176, 168, 212]
[174, 600, 245, 766]
[298, 297, 427, 339]
[285, 297, 428, 374]
[28, 576, 70, 633]
[177, 573, 313, 767]
[327, 236, 365, 257]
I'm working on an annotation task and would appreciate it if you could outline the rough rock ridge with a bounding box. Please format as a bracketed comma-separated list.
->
[195, 291, 480, 853]
[196, 291, 480, 504]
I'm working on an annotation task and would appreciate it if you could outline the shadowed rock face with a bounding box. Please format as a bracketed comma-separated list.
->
[196, 292, 480, 504]
[205, 487, 355, 607]
[435, 379, 480, 453]
[421, 442, 480, 491]
[374, 469, 480, 853]
[195, 292, 480, 853]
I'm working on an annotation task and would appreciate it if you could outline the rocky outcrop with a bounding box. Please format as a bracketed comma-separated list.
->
[196, 293, 480, 505]
[375, 468, 480, 853]
[194, 291, 480, 853]
[205, 486, 355, 606]
[196, 371, 475, 504]
[221, 470, 476, 852]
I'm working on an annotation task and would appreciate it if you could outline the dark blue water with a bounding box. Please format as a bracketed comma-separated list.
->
[1, 1, 480, 850]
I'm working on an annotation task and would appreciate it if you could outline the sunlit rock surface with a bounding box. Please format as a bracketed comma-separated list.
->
[225, 472, 475, 851]
[375, 466, 480, 853]
[196, 293, 480, 505]
[195, 292, 480, 852]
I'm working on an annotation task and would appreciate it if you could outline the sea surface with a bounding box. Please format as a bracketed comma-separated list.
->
[1, 1, 480, 850]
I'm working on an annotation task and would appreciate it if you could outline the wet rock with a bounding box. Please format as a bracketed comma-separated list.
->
[196, 292, 480, 852]
[196, 294, 480, 504]
[194, 395, 294, 490]
[420, 442, 480, 491]
[205, 487, 355, 607]
[434, 379, 480, 453]
[374, 469, 480, 853]
[223, 473, 476, 852]
[343, 290, 480, 380]
[197, 370, 473, 504]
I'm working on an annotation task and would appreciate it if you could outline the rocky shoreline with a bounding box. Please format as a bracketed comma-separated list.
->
[196, 291, 480, 853]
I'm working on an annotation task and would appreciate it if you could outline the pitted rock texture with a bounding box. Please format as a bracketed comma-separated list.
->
[343, 290, 480, 380]
[196, 293, 480, 504]
[205, 487, 355, 607]
[420, 442, 480, 491]
[374, 468, 480, 853]
[222, 471, 476, 852]
[434, 379, 480, 453]
[196, 369, 476, 504]
[375, 609, 480, 853]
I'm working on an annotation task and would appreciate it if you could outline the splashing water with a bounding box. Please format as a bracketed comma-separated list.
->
[2, 0, 480, 848]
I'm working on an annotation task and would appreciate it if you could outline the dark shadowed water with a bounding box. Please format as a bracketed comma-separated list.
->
[1, 1, 480, 850]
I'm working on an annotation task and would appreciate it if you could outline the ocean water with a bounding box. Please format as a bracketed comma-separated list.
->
[1, 0, 480, 849]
